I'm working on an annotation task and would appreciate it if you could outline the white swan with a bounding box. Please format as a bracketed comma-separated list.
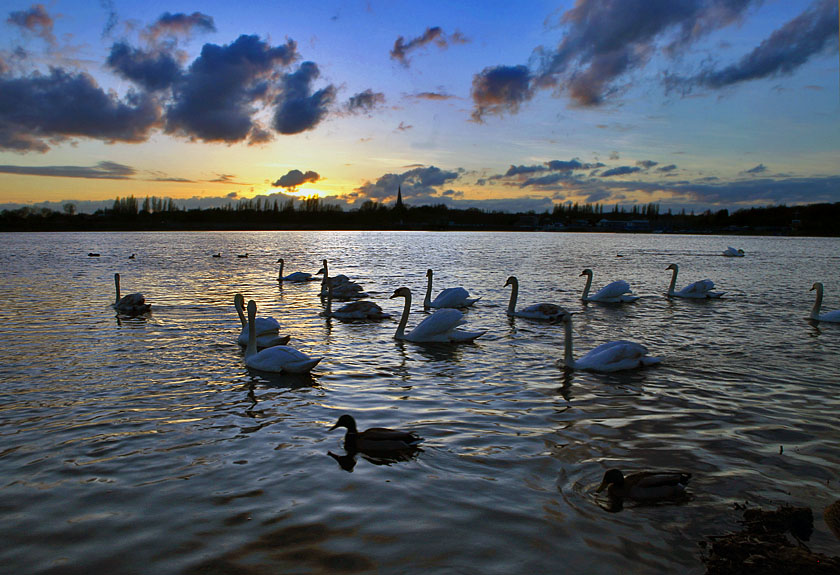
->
[322, 279, 389, 320]
[112, 273, 151, 316]
[579, 269, 640, 303]
[317, 259, 365, 298]
[504, 276, 567, 320]
[277, 258, 315, 282]
[559, 313, 660, 372]
[390, 287, 484, 343]
[810, 282, 840, 323]
[244, 300, 321, 373]
[234, 293, 288, 348]
[666, 264, 724, 299]
[423, 268, 480, 310]
[722, 246, 745, 257]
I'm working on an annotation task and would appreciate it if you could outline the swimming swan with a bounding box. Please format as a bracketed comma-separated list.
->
[423, 268, 480, 310]
[596, 469, 691, 500]
[112, 273, 151, 316]
[559, 312, 660, 372]
[666, 264, 724, 299]
[579, 269, 640, 303]
[722, 247, 745, 257]
[317, 259, 365, 298]
[810, 282, 840, 323]
[390, 287, 484, 343]
[233, 293, 289, 348]
[243, 300, 321, 373]
[322, 279, 389, 320]
[277, 258, 315, 282]
[504, 276, 566, 320]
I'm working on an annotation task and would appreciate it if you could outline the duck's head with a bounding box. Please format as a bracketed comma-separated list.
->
[390, 287, 411, 299]
[596, 469, 625, 492]
[330, 414, 358, 433]
[504, 276, 517, 287]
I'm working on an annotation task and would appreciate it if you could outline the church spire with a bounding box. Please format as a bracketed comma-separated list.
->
[395, 185, 404, 210]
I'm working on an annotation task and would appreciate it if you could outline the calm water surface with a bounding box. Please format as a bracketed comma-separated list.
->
[1, 231, 838, 574]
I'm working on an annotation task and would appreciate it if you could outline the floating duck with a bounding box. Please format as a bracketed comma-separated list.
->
[596, 469, 691, 500]
[329, 414, 422, 453]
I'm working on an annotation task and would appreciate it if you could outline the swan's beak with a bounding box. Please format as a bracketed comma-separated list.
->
[316, 268, 325, 275]
[389, 292, 399, 299]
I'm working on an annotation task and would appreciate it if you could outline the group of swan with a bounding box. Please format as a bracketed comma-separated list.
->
[233, 293, 290, 348]
[322, 279, 389, 320]
[318, 259, 366, 299]
[112, 273, 151, 316]
[242, 299, 322, 373]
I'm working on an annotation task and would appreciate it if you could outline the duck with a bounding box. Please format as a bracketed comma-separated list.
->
[596, 469, 691, 500]
[722, 246, 745, 257]
[559, 312, 659, 372]
[810, 282, 840, 322]
[212, 252, 221, 258]
[88, 252, 100, 257]
[243, 300, 321, 373]
[329, 414, 422, 453]
[233, 293, 289, 348]
[322, 279, 389, 320]
[128, 253, 135, 259]
[237, 253, 248, 258]
[112, 273, 151, 316]
[666, 263, 724, 299]
[277, 258, 315, 282]
[504, 276, 566, 320]
[390, 287, 484, 343]
[317, 259, 365, 298]
[579, 269, 639, 303]
[423, 268, 480, 310]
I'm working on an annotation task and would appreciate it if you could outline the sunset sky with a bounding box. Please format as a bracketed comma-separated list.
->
[0, 0, 838, 214]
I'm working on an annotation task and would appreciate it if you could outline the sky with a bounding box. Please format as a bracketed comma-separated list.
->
[0, 0, 838, 214]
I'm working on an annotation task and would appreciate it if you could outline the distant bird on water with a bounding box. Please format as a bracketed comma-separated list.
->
[329, 414, 422, 453]
[128, 254, 135, 259]
[596, 469, 691, 501]
[88, 253, 100, 257]
[237, 253, 248, 258]
[212, 252, 221, 258]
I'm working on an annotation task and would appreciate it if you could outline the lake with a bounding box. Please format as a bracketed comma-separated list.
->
[1, 230, 838, 574]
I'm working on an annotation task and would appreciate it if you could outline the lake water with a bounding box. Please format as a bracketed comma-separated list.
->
[1, 230, 839, 574]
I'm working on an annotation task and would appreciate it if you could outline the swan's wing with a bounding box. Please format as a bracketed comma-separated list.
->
[254, 316, 281, 333]
[516, 303, 566, 320]
[283, 272, 312, 281]
[678, 279, 716, 296]
[817, 310, 840, 323]
[430, 287, 471, 308]
[247, 345, 321, 373]
[407, 308, 464, 340]
[449, 329, 485, 342]
[577, 340, 652, 372]
[593, 280, 632, 301]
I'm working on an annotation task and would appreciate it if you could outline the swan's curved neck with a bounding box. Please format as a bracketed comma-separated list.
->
[581, 271, 592, 300]
[507, 280, 518, 315]
[278, 260, 284, 280]
[423, 272, 432, 310]
[320, 261, 330, 290]
[235, 298, 247, 327]
[395, 293, 412, 339]
[812, 284, 824, 319]
[114, 274, 121, 303]
[245, 307, 257, 358]
[563, 317, 574, 367]
[667, 266, 678, 294]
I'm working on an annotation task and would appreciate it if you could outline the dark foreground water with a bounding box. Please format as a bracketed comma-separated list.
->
[1, 231, 838, 574]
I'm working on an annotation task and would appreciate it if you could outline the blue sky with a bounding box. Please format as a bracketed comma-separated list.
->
[0, 0, 838, 214]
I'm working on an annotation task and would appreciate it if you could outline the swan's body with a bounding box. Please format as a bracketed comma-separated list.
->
[810, 282, 840, 322]
[579, 269, 639, 303]
[234, 293, 288, 348]
[112, 273, 151, 316]
[722, 246, 745, 257]
[323, 280, 389, 320]
[390, 287, 484, 343]
[243, 300, 321, 373]
[277, 258, 315, 282]
[317, 259, 365, 298]
[423, 268, 480, 310]
[329, 414, 422, 453]
[666, 264, 724, 299]
[560, 313, 659, 372]
[596, 469, 691, 500]
[505, 276, 566, 320]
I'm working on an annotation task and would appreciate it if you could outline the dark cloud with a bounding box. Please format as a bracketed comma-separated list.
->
[470, 65, 534, 121]
[106, 42, 181, 91]
[165, 35, 298, 142]
[636, 160, 658, 169]
[744, 163, 767, 175]
[272, 61, 336, 135]
[412, 91, 455, 100]
[505, 164, 546, 177]
[601, 166, 642, 177]
[145, 12, 216, 42]
[657, 164, 678, 173]
[345, 89, 385, 114]
[0, 68, 160, 152]
[547, 159, 603, 171]
[494, 159, 603, 181]
[673, 0, 838, 92]
[7, 4, 55, 45]
[520, 173, 575, 188]
[100, 0, 117, 37]
[350, 165, 459, 206]
[0, 160, 135, 179]
[390, 27, 467, 67]
[271, 169, 321, 189]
